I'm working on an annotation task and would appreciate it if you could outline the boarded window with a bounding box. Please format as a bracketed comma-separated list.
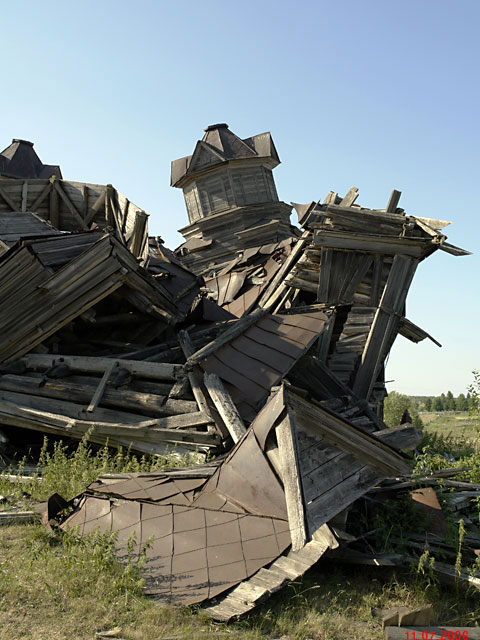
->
[197, 174, 232, 216]
[230, 167, 277, 206]
[184, 185, 201, 222]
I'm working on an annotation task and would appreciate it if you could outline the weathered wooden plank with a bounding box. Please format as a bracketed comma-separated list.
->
[0, 510, 38, 524]
[353, 255, 418, 399]
[306, 465, 380, 531]
[178, 330, 212, 418]
[55, 182, 88, 229]
[288, 392, 408, 475]
[339, 186, 359, 207]
[0, 186, 18, 211]
[22, 354, 181, 381]
[276, 415, 307, 551]
[317, 248, 332, 302]
[49, 179, 59, 227]
[0, 373, 173, 415]
[21, 181, 28, 212]
[86, 360, 118, 413]
[203, 372, 246, 443]
[385, 189, 402, 213]
[313, 229, 431, 257]
[257, 231, 311, 310]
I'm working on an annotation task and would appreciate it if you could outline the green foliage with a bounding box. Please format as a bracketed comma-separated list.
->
[25, 526, 151, 601]
[456, 393, 468, 411]
[383, 391, 423, 428]
[445, 390, 456, 411]
[468, 371, 480, 416]
[0, 430, 196, 505]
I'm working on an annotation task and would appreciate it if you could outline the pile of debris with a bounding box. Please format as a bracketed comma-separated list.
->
[0, 129, 472, 619]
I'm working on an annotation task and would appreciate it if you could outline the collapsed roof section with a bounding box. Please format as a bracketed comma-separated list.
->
[0, 177, 150, 264]
[54, 383, 413, 614]
[0, 232, 179, 364]
[0, 139, 62, 180]
[170, 123, 280, 188]
[0, 130, 470, 619]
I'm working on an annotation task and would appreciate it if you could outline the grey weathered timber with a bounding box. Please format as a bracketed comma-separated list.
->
[0, 510, 38, 524]
[275, 414, 307, 550]
[0, 186, 17, 211]
[178, 330, 213, 418]
[203, 537, 330, 621]
[203, 372, 246, 443]
[353, 255, 418, 399]
[313, 229, 431, 257]
[23, 354, 181, 381]
[385, 189, 401, 212]
[256, 230, 310, 309]
[374, 424, 422, 452]
[339, 186, 359, 207]
[86, 360, 118, 412]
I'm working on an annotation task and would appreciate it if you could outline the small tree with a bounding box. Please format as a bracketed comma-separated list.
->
[468, 371, 480, 416]
[445, 390, 455, 411]
[384, 391, 423, 428]
[433, 396, 443, 411]
[424, 397, 432, 411]
[440, 393, 447, 410]
[456, 393, 467, 412]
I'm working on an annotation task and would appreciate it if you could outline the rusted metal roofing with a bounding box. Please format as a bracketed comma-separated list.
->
[199, 311, 328, 420]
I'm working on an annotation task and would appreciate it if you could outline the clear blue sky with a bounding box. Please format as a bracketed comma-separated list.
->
[2, 0, 479, 396]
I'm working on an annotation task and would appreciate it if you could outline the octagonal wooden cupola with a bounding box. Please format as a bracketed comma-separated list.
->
[172, 124, 295, 274]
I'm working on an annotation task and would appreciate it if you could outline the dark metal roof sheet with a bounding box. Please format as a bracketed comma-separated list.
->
[0, 139, 62, 179]
[170, 125, 280, 187]
[200, 311, 328, 420]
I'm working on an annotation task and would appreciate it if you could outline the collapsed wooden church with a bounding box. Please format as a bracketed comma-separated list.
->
[0, 128, 471, 618]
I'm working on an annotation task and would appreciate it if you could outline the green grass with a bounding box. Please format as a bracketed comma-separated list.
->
[0, 432, 194, 507]
[421, 411, 479, 441]
[1, 523, 479, 640]
[1, 432, 480, 639]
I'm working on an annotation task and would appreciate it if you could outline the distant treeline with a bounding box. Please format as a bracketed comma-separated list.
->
[384, 390, 475, 429]
[409, 392, 475, 412]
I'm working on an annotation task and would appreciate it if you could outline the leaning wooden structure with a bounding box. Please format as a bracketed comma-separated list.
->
[0, 129, 470, 618]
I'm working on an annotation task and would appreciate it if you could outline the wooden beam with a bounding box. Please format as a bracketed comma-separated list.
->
[105, 184, 114, 226]
[22, 354, 181, 381]
[353, 255, 418, 399]
[82, 184, 89, 220]
[0, 186, 18, 211]
[178, 330, 212, 417]
[21, 181, 28, 212]
[129, 210, 148, 258]
[85, 190, 105, 225]
[339, 186, 358, 207]
[86, 359, 118, 413]
[257, 231, 310, 310]
[203, 372, 246, 444]
[385, 189, 401, 212]
[30, 180, 53, 212]
[54, 182, 88, 229]
[49, 178, 59, 227]
[275, 414, 307, 551]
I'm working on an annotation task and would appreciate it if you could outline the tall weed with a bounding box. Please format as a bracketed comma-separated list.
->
[0, 430, 196, 504]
